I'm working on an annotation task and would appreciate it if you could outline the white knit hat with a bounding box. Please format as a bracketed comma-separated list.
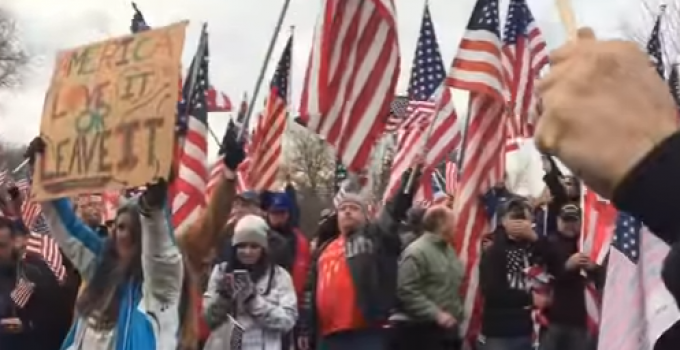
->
[233, 215, 269, 250]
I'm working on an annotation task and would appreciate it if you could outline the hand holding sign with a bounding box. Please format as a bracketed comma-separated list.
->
[32, 22, 188, 201]
[533, 27, 677, 199]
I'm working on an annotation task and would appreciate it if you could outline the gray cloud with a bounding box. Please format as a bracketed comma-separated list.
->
[0, 0, 645, 155]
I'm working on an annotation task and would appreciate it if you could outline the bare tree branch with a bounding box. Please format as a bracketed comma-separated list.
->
[284, 126, 335, 197]
[0, 9, 29, 90]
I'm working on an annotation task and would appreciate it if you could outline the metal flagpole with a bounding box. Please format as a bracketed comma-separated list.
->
[240, 0, 292, 140]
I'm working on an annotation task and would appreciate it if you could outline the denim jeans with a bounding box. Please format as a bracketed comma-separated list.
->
[480, 336, 534, 350]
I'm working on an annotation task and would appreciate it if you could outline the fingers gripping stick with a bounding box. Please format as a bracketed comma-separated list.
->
[535, 0, 578, 153]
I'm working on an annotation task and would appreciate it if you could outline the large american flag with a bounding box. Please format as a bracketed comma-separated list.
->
[501, 0, 548, 140]
[298, 0, 400, 172]
[171, 29, 210, 234]
[598, 213, 680, 350]
[248, 34, 291, 190]
[382, 3, 448, 202]
[446, 0, 506, 344]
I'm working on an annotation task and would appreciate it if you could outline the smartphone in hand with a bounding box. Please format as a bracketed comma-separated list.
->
[233, 269, 249, 292]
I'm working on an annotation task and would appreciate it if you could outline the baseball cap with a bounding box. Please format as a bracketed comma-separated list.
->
[237, 190, 260, 206]
[500, 196, 532, 216]
[559, 204, 581, 219]
[268, 193, 291, 212]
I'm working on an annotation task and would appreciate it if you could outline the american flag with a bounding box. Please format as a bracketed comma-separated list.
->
[248, 35, 291, 190]
[16, 172, 66, 283]
[130, 2, 150, 33]
[26, 228, 67, 282]
[501, 0, 549, 141]
[298, 0, 400, 172]
[205, 86, 232, 112]
[10, 275, 35, 308]
[382, 3, 449, 203]
[171, 28, 210, 234]
[413, 172, 447, 208]
[598, 213, 679, 350]
[446, 0, 506, 344]
[647, 8, 665, 79]
[384, 96, 409, 133]
[15, 177, 41, 230]
[580, 188, 616, 265]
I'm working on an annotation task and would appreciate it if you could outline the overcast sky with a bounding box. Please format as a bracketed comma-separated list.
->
[0, 0, 656, 155]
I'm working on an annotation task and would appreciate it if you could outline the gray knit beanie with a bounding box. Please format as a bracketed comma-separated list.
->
[336, 192, 369, 218]
[233, 215, 269, 250]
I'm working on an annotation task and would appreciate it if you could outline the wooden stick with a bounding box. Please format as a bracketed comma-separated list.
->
[555, 0, 578, 39]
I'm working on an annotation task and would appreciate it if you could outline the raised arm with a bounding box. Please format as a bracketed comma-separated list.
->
[177, 136, 246, 273]
[176, 169, 237, 273]
[139, 183, 183, 304]
[40, 197, 104, 280]
[374, 168, 420, 247]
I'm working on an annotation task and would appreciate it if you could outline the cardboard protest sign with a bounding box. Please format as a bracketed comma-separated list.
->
[32, 21, 188, 201]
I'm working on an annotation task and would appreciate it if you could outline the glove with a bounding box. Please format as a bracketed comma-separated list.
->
[24, 137, 46, 165]
[220, 126, 246, 171]
[140, 178, 167, 210]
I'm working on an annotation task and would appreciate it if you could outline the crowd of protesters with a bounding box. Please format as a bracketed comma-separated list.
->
[7, 27, 680, 350]
[0, 133, 612, 350]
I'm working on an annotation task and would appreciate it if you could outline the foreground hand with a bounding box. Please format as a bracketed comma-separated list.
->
[505, 220, 536, 241]
[220, 125, 246, 171]
[565, 252, 589, 271]
[24, 137, 46, 166]
[534, 27, 677, 198]
[141, 178, 168, 209]
[436, 311, 457, 329]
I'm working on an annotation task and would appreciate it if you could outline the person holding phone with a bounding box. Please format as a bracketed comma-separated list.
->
[204, 215, 297, 350]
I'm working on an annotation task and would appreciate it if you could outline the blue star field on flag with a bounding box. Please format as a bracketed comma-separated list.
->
[407, 5, 445, 102]
[612, 212, 642, 263]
